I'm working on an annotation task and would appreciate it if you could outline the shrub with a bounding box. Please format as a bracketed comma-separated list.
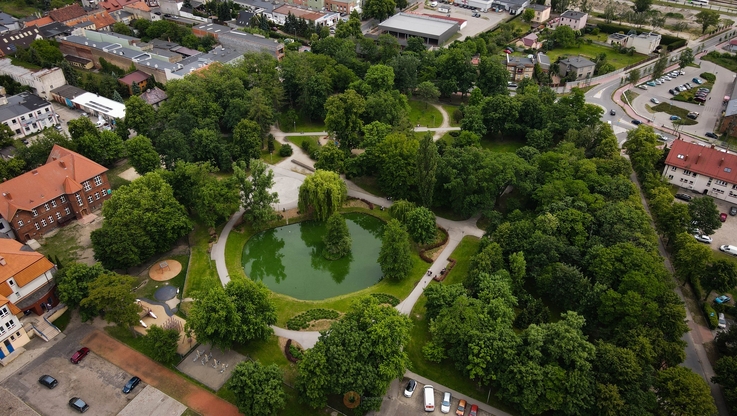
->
[701, 72, 716, 82]
[301, 140, 313, 153]
[370, 293, 400, 306]
[288, 343, 304, 360]
[452, 109, 464, 124]
[704, 302, 719, 329]
[286, 309, 340, 330]
[279, 143, 293, 157]
[591, 27, 600, 35]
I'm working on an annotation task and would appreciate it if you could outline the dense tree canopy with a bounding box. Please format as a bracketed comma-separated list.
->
[298, 170, 347, 221]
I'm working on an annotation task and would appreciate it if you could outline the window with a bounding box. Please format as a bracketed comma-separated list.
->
[716, 180, 728, 186]
[40, 219, 46, 227]
[44, 203, 49, 211]
[20, 116, 24, 121]
[76, 194, 83, 206]
[8, 279, 13, 286]
[48, 216, 53, 224]
[5, 319, 15, 330]
[31, 209, 37, 217]
[671, 166, 677, 171]
[34, 223, 39, 230]
[677, 154, 685, 159]
[94, 192, 99, 200]
[668, 175, 674, 179]
[64, 207, 70, 215]
[83, 181, 91, 191]
[94, 175, 102, 186]
[0, 307, 8, 317]
[51, 200, 56, 208]
[17, 220, 23, 227]
[56, 212, 61, 220]
[87, 195, 93, 203]
[683, 169, 692, 175]
[60, 195, 66, 203]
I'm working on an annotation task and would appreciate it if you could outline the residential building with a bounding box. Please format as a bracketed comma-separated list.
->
[558, 56, 595, 80]
[0, 13, 21, 33]
[0, 92, 59, 138]
[0, 145, 112, 243]
[719, 78, 737, 136]
[140, 86, 168, 107]
[118, 70, 151, 94]
[557, 10, 588, 30]
[377, 13, 460, 47]
[271, 5, 339, 26]
[0, 239, 57, 316]
[64, 55, 94, 69]
[48, 4, 89, 24]
[0, 27, 43, 57]
[64, 11, 117, 32]
[607, 31, 660, 54]
[516, 33, 541, 49]
[506, 54, 535, 81]
[123, 2, 163, 21]
[527, 4, 550, 23]
[38, 22, 73, 39]
[663, 139, 737, 204]
[23, 16, 54, 29]
[0, 294, 31, 360]
[0, 59, 67, 100]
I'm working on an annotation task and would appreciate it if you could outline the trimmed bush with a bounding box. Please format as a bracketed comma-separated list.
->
[704, 302, 719, 329]
[370, 293, 400, 306]
[279, 143, 293, 157]
[701, 72, 716, 82]
[286, 309, 340, 330]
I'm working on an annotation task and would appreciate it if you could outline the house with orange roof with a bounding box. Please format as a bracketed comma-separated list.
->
[0, 145, 112, 244]
[0, 292, 31, 360]
[49, 4, 88, 24]
[65, 11, 117, 32]
[24, 16, 54, 29]
[0, 238, 56, 316]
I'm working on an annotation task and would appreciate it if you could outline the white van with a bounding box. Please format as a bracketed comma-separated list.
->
[430, 1, 438, 6]
[438, 6, 449, 12]
[719, 313, 727, 330]
[424, 385, 435, 412]
[720, 245, 737, 256]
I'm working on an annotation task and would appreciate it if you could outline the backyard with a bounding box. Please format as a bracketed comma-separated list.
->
[546, 43, 647, 70]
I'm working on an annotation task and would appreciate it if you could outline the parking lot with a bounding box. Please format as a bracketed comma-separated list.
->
[377, 377, 496, 416]
[417, 2, 510, 41]
[676, 194, 737, 255]
[629, 61, 733, 139]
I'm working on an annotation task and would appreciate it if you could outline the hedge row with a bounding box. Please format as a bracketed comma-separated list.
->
[370, 293, 400, 306]
[703, 302, 719, 329]
[286, 308, 340, 330]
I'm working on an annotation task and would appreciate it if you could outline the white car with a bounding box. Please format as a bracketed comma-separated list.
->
[694, 234, 713, 243]
[680, 70, 686, 75]
[655, 80, 662, 85]
[650, 98, 660, 104]
[404, 379, 417, 398]
[441, 391, 451, 413]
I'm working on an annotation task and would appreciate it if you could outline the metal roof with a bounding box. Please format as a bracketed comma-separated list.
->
[378, 13, 458, 38]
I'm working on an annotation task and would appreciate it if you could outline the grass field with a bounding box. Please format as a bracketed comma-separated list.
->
[408, 100, 443, 128]
[53, 309, 72, 331]
[623, 89, 639, 103]
[287, 135, 321, 151]
[37, 224, 83, 266]
[276, 113, 326, 133]
[702, 52, 737, 73]
[443, 236, 481, 286]
[441, 104, 461, 127]
[481, 139, 525, 153]
[184, 225, 221, 297]
[107, 160, 133, 190]
[260, 140, 288, 165]
[546, 43, 647, 69]
[650, 102, 699, 125]
[350, 175, 385, 197]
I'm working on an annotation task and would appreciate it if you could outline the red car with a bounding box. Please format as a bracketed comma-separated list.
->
[469, 404, 479, 416]
[721, 213, 728, 222]
[70, 347, 90, 364]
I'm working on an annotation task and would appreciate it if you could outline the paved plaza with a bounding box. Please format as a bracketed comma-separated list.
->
[177, 344, 247, 390]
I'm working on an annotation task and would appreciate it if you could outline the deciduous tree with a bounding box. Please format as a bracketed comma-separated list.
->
[689, 196, 722, 235]
[696, 10, 720, 33]
[142, 325, 180, 365]
[405, 207, 436, 245]
[124, 95, 156, 136]
[323, 212, 352, 260]
[229, 360, 286, 416]
[379, 219, 412, 281]
[362, 0, 396, 21]
[324, 90, 365, 151]
[80, 273, 140, 326]
[655, 367, 716, 416]
[298, 170, 347, 221]
[415, 134, 438, 207]
[233, 159, 280, 229]
[232, 119, 263, 166]
[125, 135, 160, 174]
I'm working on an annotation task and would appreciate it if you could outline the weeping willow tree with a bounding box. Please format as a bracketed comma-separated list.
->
[298, 170, 347, 221]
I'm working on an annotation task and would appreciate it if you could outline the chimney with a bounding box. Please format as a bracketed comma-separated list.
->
[0, 256, 6, 266]
[32, 169, 38, 175]
[696, 153, 702, 164]
[52, 156, 57, 161]
[59, 160, 65, 168]
[1, 192, 10, 200]
[684, 155, 689, 161]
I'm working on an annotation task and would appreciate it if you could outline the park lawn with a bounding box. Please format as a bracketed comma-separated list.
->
[481, 139, 525, 153]
[408, 100, 443, 128]
[276, 113, 326, 133]
[443, 236, 481, 286]
[260, 140, 288, 165]
[623, 89, 639, 103]
[406, 295, 518, 414]
[287, 135, 321, 150]
[650, 103, 698, 125]
[546, 43, 647, 69]
[225, 207, 429, 326]
[441, 104, 461, 127]
[350, 175, 386, 197]
[107, 159, 134, 190]
[702, 53, 737, 73]
[183, 224, 222, 297]
[134, 254, 189, 300]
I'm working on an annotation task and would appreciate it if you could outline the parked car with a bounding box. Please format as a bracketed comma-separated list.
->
[730, 206, 737, 216]
[610, 109, 616, 115]
[663, 76, 671, 81]
[646, 81, 656, 86]
[638, 84, 648, 90]
[456, 400, 467, 416]
[675, 193, 692, 202]
[669, 89, 676, 95]
[698, 87, 711, 93]
[441, 391, 452, 413]
[670, 115, 681, 121]
[694, 234, 713, 243]
[693, 77, 703, 84]
[721, 213, 728, 222]
[650, 98, 660, 104]
[680, 70, 686, 75]
[695, 96, 707, 102]
[656, 134, 669, 141]
[469, 404, 479, 416]
[38, 375, 58, 389]
[403, 379, 417, 398]
[70, 347, 90, 364]
[720, 245, 737, 256]
[719, 313, 727, 330]
[716, 295, 732, 304]
[706, 132, 718, 139]
[687, 112, 699, 119]
[472, 11, 481, 17]
[122, 376, 141, 394]
[655, 80, 663, 85]
[632, 119, 642, 125]
[507, 82, 517, 88]
[68, 397, 89, 413]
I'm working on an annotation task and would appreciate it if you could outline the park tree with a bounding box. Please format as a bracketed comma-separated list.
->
[679, 48, 694, 68]
[80, 274, 140, 326]
[297, 296, 411, 412]
[376, 133, 419, 200]
[364, 64, 395, 93]
[185, 285, 241, 351]
[124, 95, 156, 136]
[142, 325, 181, 365]
[627, 68, 641, 85]
[229, 360, 286, 416]
[298, 170, 347, 221]
[416, 134, 438, 207]
[522, 8, 535, 22]
[388, 199, 417, 223]
[415, 81, 440, 108]
[73, 130, 124, 167]
[232, 119, 263, 166]
[702, 259, 737, 300]
[632, 0, 651, 13]
[233, 159, 280, 229]
[125, 135, 160, 175]
[91, 172, 191, 269]
[324, 90, 365, 151]
[379, 219, 413, 281]
[696, 10, 720, 33]
[225, 279, 277, 342]
[689, 196, 722, 235]
[362, 0, 396, 21]
[655, 367, 717, 416]
[314, 141, 345, 173]
[55, 263, 107, 320]
[323, 212, 352, 260]
[405, 207, 437, 245]
[477, 56, 510, 96]
[652, 55, 668, 80]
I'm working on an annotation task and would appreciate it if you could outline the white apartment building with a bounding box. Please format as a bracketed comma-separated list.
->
[663, 140, 737, 204]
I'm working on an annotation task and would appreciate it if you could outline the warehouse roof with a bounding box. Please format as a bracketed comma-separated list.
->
[378, 13, 457, 38]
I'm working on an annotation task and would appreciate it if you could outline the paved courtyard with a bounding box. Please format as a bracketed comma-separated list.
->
[177, 343, 246, 390]
[117, 385, 187, 416]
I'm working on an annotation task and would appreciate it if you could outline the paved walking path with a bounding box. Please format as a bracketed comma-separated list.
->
[82, 330, 240, 416]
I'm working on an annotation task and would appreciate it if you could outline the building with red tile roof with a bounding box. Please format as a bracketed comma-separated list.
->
[24, 16, 54, 29]
[118, 70, 150, 94]
[65, 10, 116, 31]
[0, 145, 111, 244]
[663, 139, 737, 203]
[49, 4, 88, 23]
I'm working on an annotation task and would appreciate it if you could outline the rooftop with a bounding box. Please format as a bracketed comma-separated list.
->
[50, 84, 87, 99]
[378, 13, 459, 38]
[24, 16, 54, 28]
[665, 140, 737, 184]
[560, 10, 587, 20]
[0, 239, 54, 291]
[71, 92, 126, 119]
[560, 56, 595, 68]
[49, 4, 88, 22]
[140, 86, 168, 105]
[38, 22, 72, 38]
[0, 92, 51, 125]
[272, 5, 326, 21]
[527, 4, 549, 11]
[118, 70, 150, 85]
[0, 27, 42, 56]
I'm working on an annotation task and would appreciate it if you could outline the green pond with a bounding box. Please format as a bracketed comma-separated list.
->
[242, 213, 385, 300]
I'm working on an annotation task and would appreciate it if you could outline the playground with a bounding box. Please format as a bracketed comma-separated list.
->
[177, 344, 247, 390]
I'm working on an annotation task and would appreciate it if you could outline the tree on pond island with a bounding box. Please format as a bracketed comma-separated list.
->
[298, 169, 347, 221]
[379, 219, 412, 281]
[296, 296, 411, 413]
[323, 212, 352, 260]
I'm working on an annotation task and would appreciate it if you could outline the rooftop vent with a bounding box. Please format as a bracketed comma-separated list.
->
[32, 169, 38, 175]
[0, 256, 6, 266]
[2, 193, 11, 200]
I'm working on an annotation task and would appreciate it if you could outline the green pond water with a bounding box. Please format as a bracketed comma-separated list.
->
[242, 213, 385, 300]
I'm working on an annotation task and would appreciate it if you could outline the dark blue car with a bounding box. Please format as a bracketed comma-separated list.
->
[122, 376, 141, 394]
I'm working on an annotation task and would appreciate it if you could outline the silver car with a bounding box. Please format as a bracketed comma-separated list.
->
[694, 234, 713, 243]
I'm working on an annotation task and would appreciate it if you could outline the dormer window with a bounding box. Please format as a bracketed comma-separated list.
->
[8, 279, 14, 286]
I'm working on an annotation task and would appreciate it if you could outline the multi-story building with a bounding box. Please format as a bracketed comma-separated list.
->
[0, 293, 30, 360]
[607, 31, 661, 54]
[0, 239, 57, 316]
[0, 12, 21, 33]
[192, 23, 286, 61]
[0, 92, 59, 138]
[0, 145, 112, 243]
[0, 59, 67, 100]
[662, 139, 737, 204]
[557, 10, 588, 30]
[527, 4, 551, 24]
[0, 26, 43, 58]
[48, 4, 89, 24]
[506, 54, 535, 81]
[558, 56, 595, 80]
